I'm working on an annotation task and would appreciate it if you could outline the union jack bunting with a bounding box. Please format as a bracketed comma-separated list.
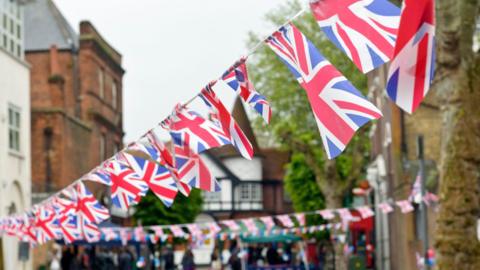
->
[135, 134, 193, 197]
[121, 150, 178, 207]
[409, 172, 423, 203]
[151, 226, 164, 238]
[102, 228, 119, 242]
[242, 219, 259, 233]
[276, 215, 294, 228]
[34, 207, 60, 244]
[377, 202, 394, 214]
[200, 82, 254, 159]
[221, 58, 271, 123]
[169, 225, 186, 237]
[165, 104, 230, 154]
[173, 132, 220, 192]
[186, 224, 202, 238]
[266, 23, 382, 159]
[318, 209, 335, 220]
[295, 213, 306, 226]
[208, 222, 222, 236]
[59, 215, 80, 243]
[134, 226, 146, 242]
[20, 214, 37, 245]
[356, 206, 375, 219]
[107, 160, 149, 210]
[81, 166, 112, 186]
[423, 192, 439, 206]
[75, 182, 110, 224]
[396, 200, 415, 214]
[222, 220, 240, 231]
[337, 208, 354, 222]
[310, 0, 400, 73]
[260, 216, 275, 231]
[119, 228, 131, 246]
[386, 0, 435, 113]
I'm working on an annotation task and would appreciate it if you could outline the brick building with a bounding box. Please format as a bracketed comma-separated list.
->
[24, 0, 125, 201]
[366, 66, 441, 270]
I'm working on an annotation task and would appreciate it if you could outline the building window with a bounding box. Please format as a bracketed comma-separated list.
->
[2, 14, 6, 29]
[100, 134, 106, 160]
[98, 68, 104, 99]
[204, 191, 221, 202]
[237, 183, 261, 201]
[2, 34, 6, 48]
[8, 105, 20, 152]
[111, 80, 117, 109]
[16, 24, 20, 39]
[9, 18, 13, 34]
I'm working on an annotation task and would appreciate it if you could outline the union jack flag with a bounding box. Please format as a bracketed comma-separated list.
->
[207, 222, 222, 236]
[310, 0, 400, 73]
[80, 217, 102, 243]
[75, 182, 110, 224]
[134, 134, 192, 197]
[396, 200, 414, 214]
[169, 225, 186, 238]
[318, 209, 335, 220]
[356, 206, 375, 219]
[81, 166, 112, 186]
[20, 214, 38, 245]
[165, 104, 230, 154]
[377, 202, 394, 214]
[34, 207, 60, 244]
[134, 226, 146, 242]
[222, 220, 240, 231]
[337, 208, 355, 222]
[107, 160, 149, 210]
[386, 0, 435, 113]
[260, 216, 275, 231]
[121, 149, 178, 207]
[242, 219, 259, 234]
[295, 213, 306, 226]
[102, 228, 118, 242]
[222, 58, 272, 123]
[276, 215, 294, 228]
[200, 82, 254, 159]
[409, 172, 423, 203]
[266, 23, 382, 159]
[59, 215, 81, 243]
[174, 132, 220, 192]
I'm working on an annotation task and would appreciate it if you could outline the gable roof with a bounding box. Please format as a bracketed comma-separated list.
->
[24, 0, 79, 51]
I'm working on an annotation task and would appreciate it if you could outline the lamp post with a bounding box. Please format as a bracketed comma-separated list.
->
[417, 135, 429, 270]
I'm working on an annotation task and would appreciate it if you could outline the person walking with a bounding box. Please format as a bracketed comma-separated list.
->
[181, 248, 195, 270]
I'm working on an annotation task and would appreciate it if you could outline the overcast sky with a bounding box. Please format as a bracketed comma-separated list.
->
[53, 0, 288, 142]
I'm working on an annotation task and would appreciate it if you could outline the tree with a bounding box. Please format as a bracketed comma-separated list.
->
[134, 190, 203, 226]
[434, 0, 480, 269]
[247, 1, 372, 269]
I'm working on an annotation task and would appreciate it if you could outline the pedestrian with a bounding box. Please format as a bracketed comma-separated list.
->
[163, 245, 175, 270]
[181, 248, 195, 270]
[228, 248, 242, 270]
[210, 249, 221, 270]
[119, 247, 134, 270]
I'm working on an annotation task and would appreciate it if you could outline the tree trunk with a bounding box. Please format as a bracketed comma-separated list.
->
[321, 160, 348, 270]
[435, 0, 480, 269]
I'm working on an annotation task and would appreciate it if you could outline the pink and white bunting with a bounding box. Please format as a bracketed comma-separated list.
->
[277, 215, 294, 228]
[396, 200, 415, 214]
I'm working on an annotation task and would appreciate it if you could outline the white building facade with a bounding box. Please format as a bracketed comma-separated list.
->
[0, 0, 31, 269]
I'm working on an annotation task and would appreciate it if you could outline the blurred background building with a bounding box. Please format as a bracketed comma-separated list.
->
[0, 0, 32, 269]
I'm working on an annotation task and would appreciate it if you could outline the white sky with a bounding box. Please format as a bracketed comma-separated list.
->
[53, 0, 287, 142]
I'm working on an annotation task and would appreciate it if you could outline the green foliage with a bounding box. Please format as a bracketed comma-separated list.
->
[284, 153, 325, 212]
[247, 0, 372, 208]
[133, 189, 203, 226]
